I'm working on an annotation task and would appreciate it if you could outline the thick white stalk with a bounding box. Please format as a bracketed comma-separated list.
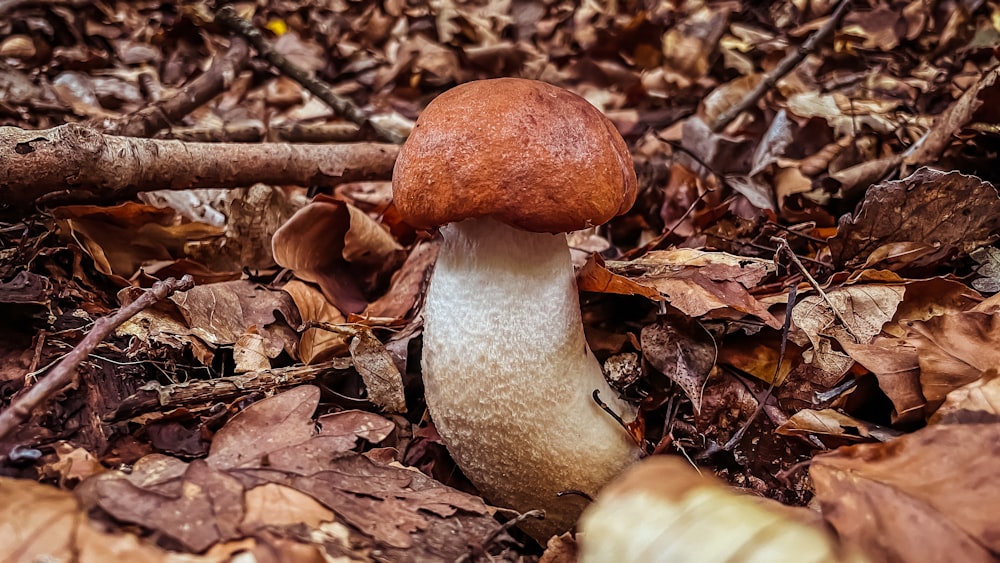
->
[421, 217, 640, 540]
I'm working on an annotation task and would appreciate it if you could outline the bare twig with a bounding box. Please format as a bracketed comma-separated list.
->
[771, 237, 859, 341]
[457, 509, 544, 562]
[109, 358, 356, 421]
[214, 5, 406, 144]
[97, 38, 252, 138]
[0, 123, 399, 210]
[0, 276, 195, 443]
[711, 0, 852, 133]
[721, 283, 797, 451]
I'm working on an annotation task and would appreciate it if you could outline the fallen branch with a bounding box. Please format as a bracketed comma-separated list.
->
[0, 275, 195, 443]
[214, 5, 406, 144]
[711, 0, 852, 133]
[108, 359, 357, 421]
[0, 123, 399, 210]
[96, 38, 252, 138]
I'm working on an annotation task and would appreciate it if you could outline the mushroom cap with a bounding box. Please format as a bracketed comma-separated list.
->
[392, 78, 638, 233]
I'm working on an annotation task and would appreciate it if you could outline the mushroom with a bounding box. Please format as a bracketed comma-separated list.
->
[578, 456, 870, 563]
[391, 78, 641, 540]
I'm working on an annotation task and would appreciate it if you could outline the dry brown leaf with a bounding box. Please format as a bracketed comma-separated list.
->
[930, 369, 1000, 424]
[540, 533, 579, 563]
[776, 408, 901, 442]
[905, 311, 1000, 410]
[171, 279, 300, 360]
[318, 410, 395, 446]
[791, 284, 905, 349]
[812, 424, 1000, 563]
[904, 67, 1000, 166]
[717, 333, 798, 385]
[576, 253, 664, 301]
[0, 476, 220, 563]
[272, 196, 405, 314]
[842, 5, 905, 51]
[282, 279, 350, 364]
[828, 169, 1000, 270]
[350, 329, 407, 413]
[241, 483, 335, 531]
[364, 239, 440, 320]
[603, 249, 779, 327]
[207, 385, 319, 470]
[89, 460, 245, 552]
[233, 331, 269, 373]
[640, 314, 716, 412]
[75, 387, 498, 559]
[840, 336, 924, 423]
[884, 277, 982, 337]
[53, 202, 224, 279]
[40, 442, 105, 487]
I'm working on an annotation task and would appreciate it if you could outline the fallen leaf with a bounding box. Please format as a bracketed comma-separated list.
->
[171, 280, 301, 360]
[281, 279, 350, 364]
[812, 424, 1000, 563]
[903, 67, 1000, 167]
[840, 336, 925, 423]
[350, 329, 407, 413]
[207, 385, 320, 470]
[602, 249, 779, 327]
[576, 253, 664, 301]
[905, 311, 1000, 411]
[828, 169, 1000, 270]
[272, 196, 405, 314]
[791, 284, 905, 348]
[970, 246, 1000, 293]
[0, 476, 221, 562]
[776, 408, 901, 442]
[929, 369, 1000, 424]
[640, 314, 716, 412]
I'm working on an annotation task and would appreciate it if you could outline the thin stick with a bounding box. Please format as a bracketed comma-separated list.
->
[0, 275, 195, 442]
[711, 0, 852, 133]
[771, 237, 859, 341]
[214, 5, 406, 144]
[98, 38, 252, 137]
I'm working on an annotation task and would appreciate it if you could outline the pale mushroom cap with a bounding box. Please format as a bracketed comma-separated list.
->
[392, 78, 638, 233]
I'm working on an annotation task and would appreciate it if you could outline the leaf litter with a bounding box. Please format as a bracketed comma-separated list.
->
[3, 0, 1000, 561]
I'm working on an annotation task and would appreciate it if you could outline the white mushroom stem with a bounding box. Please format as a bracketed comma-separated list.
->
[422, 217, 640, 540]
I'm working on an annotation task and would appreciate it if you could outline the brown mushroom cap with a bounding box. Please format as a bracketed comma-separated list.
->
[392, 78, 638, 233]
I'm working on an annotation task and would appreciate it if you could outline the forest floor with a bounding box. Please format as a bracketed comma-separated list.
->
[1, 0, 999, 561]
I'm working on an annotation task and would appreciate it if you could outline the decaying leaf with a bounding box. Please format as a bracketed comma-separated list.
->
[829, 168, 1000, 269]
[169, 279, 301, 361]
[776, 408, 901, 442]
[791, 284, 905, 348]
[282, 279, 351, 364]
[640, 314, 717, 412]
[0, 477, 225, 562]
[970, 246, 1000, 293]
[272, 195, 405, 314]
[73, 387, 500, 560]
[53, 202, 224, 279]
[929, 369, 1000, 424]
[905, 311, 1000, 411]
[350, 329, 407, 413]
[599, 249, 779, 327]
[812, 424, 1000, 563]
[840, 336, 924, 423]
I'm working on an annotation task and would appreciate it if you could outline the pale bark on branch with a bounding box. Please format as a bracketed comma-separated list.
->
[0, 123, 399, 210]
